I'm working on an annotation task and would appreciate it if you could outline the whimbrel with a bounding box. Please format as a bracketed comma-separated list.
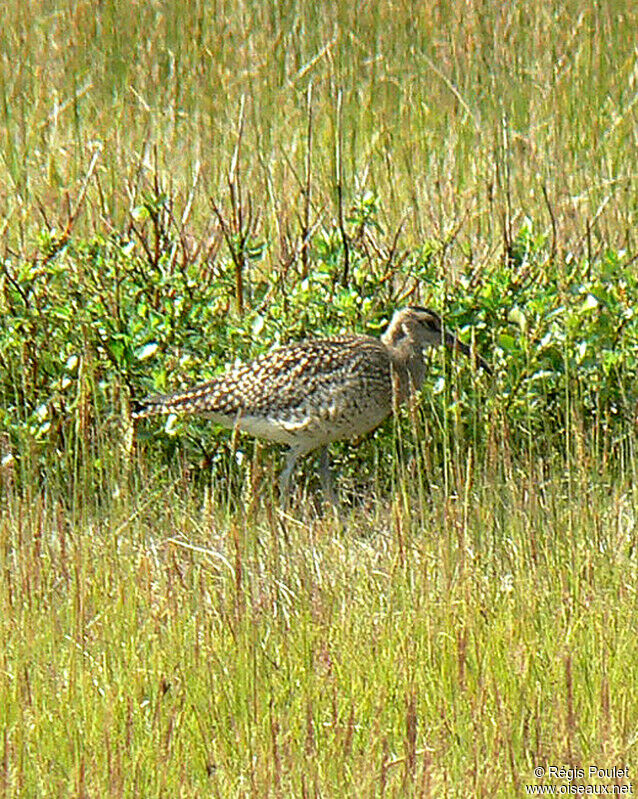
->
[133, 307, 491, 502]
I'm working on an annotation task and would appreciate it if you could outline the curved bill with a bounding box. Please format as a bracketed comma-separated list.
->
[443, 330, 492, 375]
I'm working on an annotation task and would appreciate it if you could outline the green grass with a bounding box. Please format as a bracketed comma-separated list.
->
[1, 1, 637, 252]
[2, 456, 637, 796]
[1, 1, 638, 796]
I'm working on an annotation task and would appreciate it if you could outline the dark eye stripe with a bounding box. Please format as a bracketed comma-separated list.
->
[407, 306, 440, 320]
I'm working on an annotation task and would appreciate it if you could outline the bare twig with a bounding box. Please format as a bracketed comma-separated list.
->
[302, 82, 313, 279]
[335, 89, 350, 287]
[228, 96, 247, 314]
[40, 144, 102, 266]
[541, 183, 558, 264]
[501, 115, 513, 265]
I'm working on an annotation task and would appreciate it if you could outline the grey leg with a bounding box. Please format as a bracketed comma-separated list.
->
[318, 446, 338, 506]
[279, 446, 302, 505]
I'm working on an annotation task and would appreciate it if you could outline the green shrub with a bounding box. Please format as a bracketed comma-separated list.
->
[1, 199, 636, 494]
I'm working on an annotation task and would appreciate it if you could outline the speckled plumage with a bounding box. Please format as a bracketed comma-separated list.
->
[133, 307, 491, 502]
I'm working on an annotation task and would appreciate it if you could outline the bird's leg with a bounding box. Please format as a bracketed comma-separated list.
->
[279, 445, 302, 506]
[318, 446, 338, 506]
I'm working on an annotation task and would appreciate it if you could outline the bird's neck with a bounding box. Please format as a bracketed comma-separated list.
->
[382, 327, 426, 404]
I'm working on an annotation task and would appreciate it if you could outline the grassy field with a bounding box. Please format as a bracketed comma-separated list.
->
[1, 1, 638, 796]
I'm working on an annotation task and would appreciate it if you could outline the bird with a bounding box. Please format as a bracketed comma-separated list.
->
[132, 307, 491, 503]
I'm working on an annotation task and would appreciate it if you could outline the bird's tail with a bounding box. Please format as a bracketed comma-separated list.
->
[132, 381, 218, 419]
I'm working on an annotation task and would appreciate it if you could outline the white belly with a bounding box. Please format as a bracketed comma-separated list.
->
[231, 404, 390, 451]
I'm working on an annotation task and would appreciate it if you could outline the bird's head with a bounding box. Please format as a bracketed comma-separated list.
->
[383, 306, 492, 374]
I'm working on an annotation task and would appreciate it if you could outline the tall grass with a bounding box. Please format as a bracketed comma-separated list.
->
[1, 445, 637, 796]
[1, 1, 636, 254]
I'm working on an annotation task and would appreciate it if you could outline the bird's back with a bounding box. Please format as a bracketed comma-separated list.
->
[135, 335, 395, 452]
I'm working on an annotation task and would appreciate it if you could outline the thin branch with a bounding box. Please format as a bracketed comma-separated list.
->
[335, 89, 350, 287]
[40, 144, 102, 266]
[541, 183, 557, 264]
[302, 82, 313, 279]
